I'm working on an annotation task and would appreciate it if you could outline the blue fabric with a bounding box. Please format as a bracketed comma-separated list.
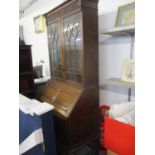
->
[23, 144, 45, 155]
[22, 144, 43, 155]
[19, 110, 44, 155]
[19, 110, 57, 155]
[41, 112, 57, 155]
[19, 110, 42, 144]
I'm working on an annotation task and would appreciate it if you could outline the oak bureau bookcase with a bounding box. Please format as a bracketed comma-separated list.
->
[40, 0, 99, 154]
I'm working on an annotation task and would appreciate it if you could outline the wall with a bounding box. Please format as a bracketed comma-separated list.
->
[19, 0, 135, 105]
[98, 0, 135, 105]
[19, 0, 64, 76]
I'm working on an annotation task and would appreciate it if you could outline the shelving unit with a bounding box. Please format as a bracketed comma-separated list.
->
[20, 71, 33, 76]
[19, 45, 35, 98]
[100, 25, 135, 101]
[101, 25, 135, 36]
[100, 78, 135, 89]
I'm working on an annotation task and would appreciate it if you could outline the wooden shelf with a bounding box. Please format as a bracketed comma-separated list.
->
[100, 78, 135, 89]
[19, 45, 34, 98]
[21, 89, 34, 95]
[20, 72, 33, 76]
[101, 25, 135, 36]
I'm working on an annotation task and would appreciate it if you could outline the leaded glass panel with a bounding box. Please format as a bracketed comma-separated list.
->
[48, 22, 62, 79]
[63, 12, 82, 82]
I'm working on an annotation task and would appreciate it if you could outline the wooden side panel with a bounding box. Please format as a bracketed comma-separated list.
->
[81, 0, 98, 9]
[53, 115, 69, 155]
[82, 7, 99, 87]
[68, 86, 99, 149]
[52, 86, 99, 153]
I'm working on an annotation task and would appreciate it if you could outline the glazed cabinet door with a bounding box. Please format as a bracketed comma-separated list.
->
[48, 21, 63, 79]
[63, 12, 82, 83]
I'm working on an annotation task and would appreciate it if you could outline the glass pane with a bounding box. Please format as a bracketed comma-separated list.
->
[63, 12, 82, 82]
[48, 22, 62, 78]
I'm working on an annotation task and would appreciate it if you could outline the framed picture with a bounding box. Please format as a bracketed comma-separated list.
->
[121, 59, 135, 83]
[115, 2, 135, 27]
[34, 15, 45, 33]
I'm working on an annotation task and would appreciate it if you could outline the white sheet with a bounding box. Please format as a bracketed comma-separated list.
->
[109, 102, 135, 126]
[19, 129, 43, 155]
[19, 94, 54, 116]
[19, 94, 54, 154]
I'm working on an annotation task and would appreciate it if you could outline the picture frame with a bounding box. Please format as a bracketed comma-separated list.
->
[34, 15, 45, 33]
[121, 59, 135, 83]
[115, 2, 135, 27]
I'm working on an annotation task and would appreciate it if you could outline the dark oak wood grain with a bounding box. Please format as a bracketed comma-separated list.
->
[19, 45, 35, 98]
[41, 0, 99, 154]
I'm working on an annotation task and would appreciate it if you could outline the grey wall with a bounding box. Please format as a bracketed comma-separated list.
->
[98, 12, 135, 105]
